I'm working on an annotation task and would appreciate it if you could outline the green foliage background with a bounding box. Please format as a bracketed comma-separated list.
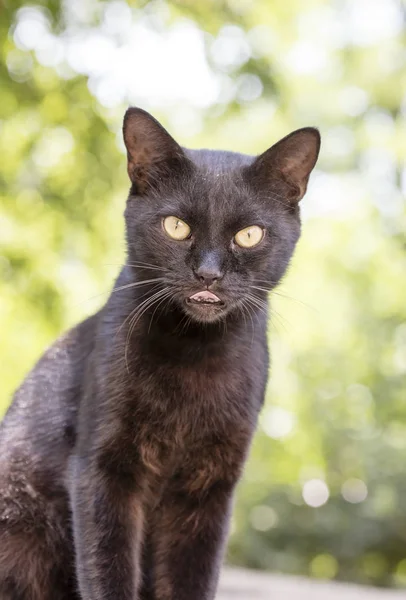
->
[1, 0, 406, 589]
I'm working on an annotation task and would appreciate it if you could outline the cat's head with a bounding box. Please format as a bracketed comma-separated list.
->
[123, 108, 320, 324]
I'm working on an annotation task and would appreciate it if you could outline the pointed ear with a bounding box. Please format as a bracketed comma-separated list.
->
[248, 127, 321, 203]
[123, 107, 190, 194]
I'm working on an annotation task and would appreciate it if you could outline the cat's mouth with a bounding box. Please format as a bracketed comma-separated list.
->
[187, 290, 225, 306]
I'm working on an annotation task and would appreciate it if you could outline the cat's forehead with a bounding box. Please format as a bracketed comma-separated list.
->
[185, 148, 253, 172]
[186, 148, 254, 206]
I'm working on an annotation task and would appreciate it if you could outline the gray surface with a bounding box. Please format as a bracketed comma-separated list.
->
[218, 568, 405, 599]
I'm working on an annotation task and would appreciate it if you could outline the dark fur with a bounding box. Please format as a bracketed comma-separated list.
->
[0, 108, 320, 600]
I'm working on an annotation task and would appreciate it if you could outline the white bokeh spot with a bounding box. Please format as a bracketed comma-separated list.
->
[302, 479, 330, 507]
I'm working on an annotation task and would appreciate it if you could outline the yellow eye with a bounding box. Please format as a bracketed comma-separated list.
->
[234, 225, 264, 248]
[163, 216, 191, 240]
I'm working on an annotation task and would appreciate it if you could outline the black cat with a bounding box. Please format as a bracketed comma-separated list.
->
[0, 108, 320, 600]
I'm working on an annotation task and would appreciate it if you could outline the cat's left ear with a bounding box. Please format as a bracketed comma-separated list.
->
[248, 127, 321, 203]
[123, 107, 191, 194]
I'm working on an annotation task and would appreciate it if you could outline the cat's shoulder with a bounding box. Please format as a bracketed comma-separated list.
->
[1, 314, 99, 437]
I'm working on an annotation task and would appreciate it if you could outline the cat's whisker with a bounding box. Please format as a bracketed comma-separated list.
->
[246, 293, 268, 313]
[173, 313, 187, 335]
[124, 288, 173, 372]
[116, 285, 168, 352]
[271, 291, 317, 312]
[76, 278, 167, 308]
[112, 281, 167, 343]
[183, 316, 193, 334]
[267, 301, 291, 334]
[245, 298, 266, 318]
[126, 284, 165, 316]
[137, 290, 174, 333]
[245, 294, 286, 338]
[269, 311, 288, 335]
[125, 286, 171, 339]
[102, 262, 170, 274]
[115, 278, 166, 289]
[240, 299, 258, 347]
[250, 285, 271, 294]
[251, 282, 316, 312]
[239, 302, 248, 328]
[147, 289, 175, 334]
[247, 294, 280, 341]
[127, 262, 170, 272]
[252, 278, 281, 286]
[174, 313, 192, 336]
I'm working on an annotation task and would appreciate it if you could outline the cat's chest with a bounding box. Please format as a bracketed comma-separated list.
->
[111, 330, 267, 472]
[101, 342, 265, 487]
[139, 348, 254, 415]
[127, 348, 257, 443]
[132, 362, 256, 484]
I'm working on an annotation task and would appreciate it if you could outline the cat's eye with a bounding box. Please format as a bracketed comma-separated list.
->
[234, 225, 264, 248]
[163, 216, 191, 240]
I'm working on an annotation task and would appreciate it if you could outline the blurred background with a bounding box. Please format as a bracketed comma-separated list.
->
[1, 0, 406, 590]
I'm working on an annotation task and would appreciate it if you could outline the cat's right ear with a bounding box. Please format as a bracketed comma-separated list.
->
[123, 108, 190, 195]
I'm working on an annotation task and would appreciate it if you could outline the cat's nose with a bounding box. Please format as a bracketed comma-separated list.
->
[193, 254, 223, 288]
[194, 267, 222, 287]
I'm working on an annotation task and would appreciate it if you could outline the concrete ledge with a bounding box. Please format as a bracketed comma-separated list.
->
[218, 568, 405, 599]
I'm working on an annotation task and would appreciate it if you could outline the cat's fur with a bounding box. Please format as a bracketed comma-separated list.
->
[0, 108, 320, 600]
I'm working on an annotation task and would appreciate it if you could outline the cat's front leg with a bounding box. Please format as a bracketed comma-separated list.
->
[70, 456, 144, 600]
[151, 438, 249, 600]
[152, 481, 234, 600]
